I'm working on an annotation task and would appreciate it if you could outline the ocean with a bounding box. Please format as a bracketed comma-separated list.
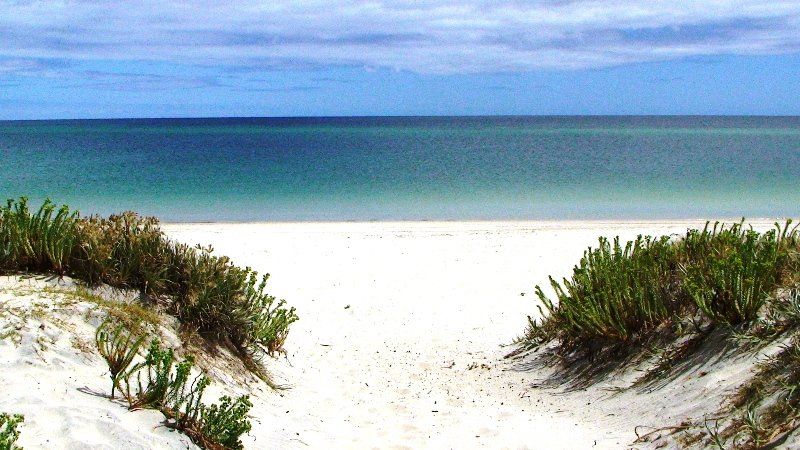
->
[1, 116, 799, 222]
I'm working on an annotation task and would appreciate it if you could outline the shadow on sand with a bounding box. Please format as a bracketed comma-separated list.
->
[506, 327, 746, 394]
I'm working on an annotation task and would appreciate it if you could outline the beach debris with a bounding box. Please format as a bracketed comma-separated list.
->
[467, 362, 491, 370]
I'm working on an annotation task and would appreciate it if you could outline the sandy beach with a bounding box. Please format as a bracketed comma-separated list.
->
[1, 219, 781, 449]
[167, 219, 773, 448]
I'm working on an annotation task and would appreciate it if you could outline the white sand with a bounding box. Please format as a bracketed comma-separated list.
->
[165, 219, 777, 449]
[0, 220, 782, 449]
[0, 277, 198, 449]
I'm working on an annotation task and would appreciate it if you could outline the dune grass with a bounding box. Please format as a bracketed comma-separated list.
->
[96, 320, 145, 398]
[0, 197, 297, 364]
[0, 412, 23, 450]
[526, 220, 800, 350]
[523, 220, 800, 448]
[96, 320, 252, 450]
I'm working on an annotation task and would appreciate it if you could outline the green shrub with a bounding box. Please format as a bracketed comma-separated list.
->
[95, 319, 145, 398]
[535, 235, 679, 344]
[72, 213, 171, 294]
[119, 340, 201, 411]
[682, 222, 797, 324]
[0, 412, 24, 450]
[93, 323, 252, 450]
[0, 197, 78, 275]
[530, 221, 800, 348]
[120, 339, 175, 409]
[198, 396, 253, 450]
[241, 273, 297, 355]
[0, 197, 298, 361]
[163, 244, 298, 355]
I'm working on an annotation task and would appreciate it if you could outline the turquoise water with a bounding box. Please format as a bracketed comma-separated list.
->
[1, 116, 799, 221]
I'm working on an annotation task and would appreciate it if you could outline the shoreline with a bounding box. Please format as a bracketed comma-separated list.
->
[162, 217, 785, 229]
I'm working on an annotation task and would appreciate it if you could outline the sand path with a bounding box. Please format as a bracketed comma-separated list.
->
[164, 220, 763, 449]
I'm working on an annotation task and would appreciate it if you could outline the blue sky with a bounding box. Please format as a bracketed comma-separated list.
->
[2, 1, 800, 119]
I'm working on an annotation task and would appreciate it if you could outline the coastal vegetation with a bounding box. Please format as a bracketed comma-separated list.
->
[96, 320, 252, 450]
[526, 221, 799, 348]
[0, 412, 23, 450]
[0, 197, 298, 368]
[522, 220, 800, 448]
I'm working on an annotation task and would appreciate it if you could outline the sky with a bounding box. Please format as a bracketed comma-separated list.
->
[1, 1, 800, 119]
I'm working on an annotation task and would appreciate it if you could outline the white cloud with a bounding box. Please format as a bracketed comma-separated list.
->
[1, 0, 799, 74]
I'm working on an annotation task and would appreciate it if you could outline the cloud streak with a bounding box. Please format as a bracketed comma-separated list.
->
[1, 1, 800, 76]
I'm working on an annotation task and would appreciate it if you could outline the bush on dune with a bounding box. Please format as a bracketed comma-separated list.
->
[0, 198, 77, 276]
[532, 235, 679, 344]
[0, 197, 298, 361]
[527, 220, 800, 349]
[95, 320, 252, 450]
[96, 320, 145, 399]
[524, 220, 800, 448]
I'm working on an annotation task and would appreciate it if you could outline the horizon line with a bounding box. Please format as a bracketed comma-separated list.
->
[3, 113, 800, 123]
